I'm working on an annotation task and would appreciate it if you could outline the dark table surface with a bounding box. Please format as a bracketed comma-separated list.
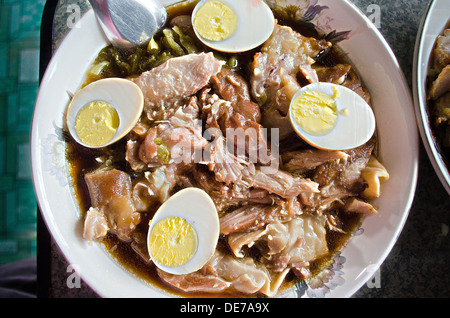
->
[38, 0, 450, 298]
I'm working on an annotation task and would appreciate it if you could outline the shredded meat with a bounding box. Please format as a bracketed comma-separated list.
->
[131, 52, 223, 120]
[126, 97, 208, 170]
[211, 68, 261, 123]
[298, 140, 375, 214]
[282, 149, 349, 173]
[201, 91, 275, 167]
[219, 204, 284, 235]
[241, 168, 320, 199]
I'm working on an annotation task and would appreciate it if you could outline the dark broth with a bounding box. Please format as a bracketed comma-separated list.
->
[66, 0, 364, 297]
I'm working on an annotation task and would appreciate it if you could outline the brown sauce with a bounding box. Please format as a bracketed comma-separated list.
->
[66, 0, 366, 297]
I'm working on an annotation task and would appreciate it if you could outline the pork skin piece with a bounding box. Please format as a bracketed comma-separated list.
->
[159, 213, 328, 296]
[84, 169, 140, 241]
[157, 269, 231, 293]
[267, 215, 328, 272]
[158, 250, 282, 296]
[130, 52, 223, 115]
[223, 211, 328, 271]
[228, 214, 329, 274]
[227, 222, 288, 258]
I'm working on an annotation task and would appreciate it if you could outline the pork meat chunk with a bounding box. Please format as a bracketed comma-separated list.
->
[84, 169, 140, 241]
[211, 67, 261, 123]
[130, 52, 223, 119]
[251, 24, 330, 104]
[158, 250, 285, 296]
[250, 24, 331, 139]
[433, 29, 450, 71]
[242, 169, 320, 199]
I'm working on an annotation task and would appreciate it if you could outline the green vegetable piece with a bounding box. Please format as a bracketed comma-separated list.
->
[172, 26, 198, 54]
[148, 37, 160, 54]
[130, 47, 143, 74]
[110, 47, 131, 76]
[88, 61, 110, 76]
[155, 51, 173, 67]
[155, 138, 170, 164]
[226, 56, 238, 69]
[162, 29, 185, 56]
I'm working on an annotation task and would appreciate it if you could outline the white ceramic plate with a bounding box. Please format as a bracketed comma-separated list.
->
[32, 0, 418, 298]
[413, 0, 450, 195]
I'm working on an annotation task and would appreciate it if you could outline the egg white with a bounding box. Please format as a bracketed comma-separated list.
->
[147, 188, 220, 275]
[192, 0, 275, 53]
[66, 78, 143, 148]
[289, 82, 376, 151]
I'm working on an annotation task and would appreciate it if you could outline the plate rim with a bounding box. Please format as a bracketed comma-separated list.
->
[332, 0, 418, 298]
[412, 0, 450, 195]
[31, 0, 419, 298]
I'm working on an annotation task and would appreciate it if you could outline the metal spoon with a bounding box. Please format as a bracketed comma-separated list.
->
[88, 0, 167, 49]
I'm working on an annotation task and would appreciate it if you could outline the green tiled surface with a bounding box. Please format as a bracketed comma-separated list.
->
[0, 0, 45, 265]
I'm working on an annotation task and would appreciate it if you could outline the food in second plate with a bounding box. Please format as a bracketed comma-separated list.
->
[428, 27, 450, 162]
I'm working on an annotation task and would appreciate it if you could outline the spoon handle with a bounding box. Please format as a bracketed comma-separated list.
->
[88, 0, 167, 49]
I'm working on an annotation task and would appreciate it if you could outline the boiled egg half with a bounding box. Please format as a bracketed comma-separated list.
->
[289, 82, 376, 150]
[147, 188, 220, 275]
[192, 0, 275, 53]
[66, 78, 144, 148]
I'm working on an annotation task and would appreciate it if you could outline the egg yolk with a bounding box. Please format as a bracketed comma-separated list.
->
[291, 90, 339, 136]
[74, 100, 119, 147]
[148, 217, 198, 267]
[193, 0, 238, 42]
